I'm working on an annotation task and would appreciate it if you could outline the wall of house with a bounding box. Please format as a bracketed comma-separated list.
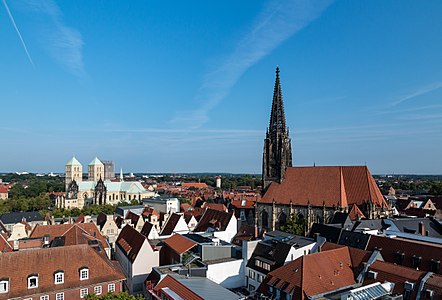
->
[19, 281, 123, 300]
[245, 267, 266, 292]
[132, 241, 159, 293]
[206, 259, 244, 289]
[8, 223, 28, 241]
[285, 243, 316, 263]
[213, 215, 237, 243]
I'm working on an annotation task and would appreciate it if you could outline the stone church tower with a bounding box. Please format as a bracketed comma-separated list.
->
[88, 157, 104, 182]
[65, 157, 83, 191]
[262, 67, 293, 190]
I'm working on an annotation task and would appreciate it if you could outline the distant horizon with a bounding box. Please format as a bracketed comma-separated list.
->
[1, 1, 441, 174]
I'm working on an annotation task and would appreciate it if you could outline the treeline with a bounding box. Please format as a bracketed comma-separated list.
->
[6, 176, 64, 198]
[0, 195, 51, 214]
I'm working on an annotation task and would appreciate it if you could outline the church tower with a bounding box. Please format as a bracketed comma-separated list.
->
[88, 157, 104, 182]
[65, 157, 83, 191]
[262, 67, 292, 191]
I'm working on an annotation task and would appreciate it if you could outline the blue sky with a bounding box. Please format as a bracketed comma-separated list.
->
[1, 0, 442, 174]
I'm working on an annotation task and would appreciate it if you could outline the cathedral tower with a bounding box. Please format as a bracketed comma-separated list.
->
[262, 67, 292, 191]
[65, 157, 83, 191]
[88, 157, 104, 182]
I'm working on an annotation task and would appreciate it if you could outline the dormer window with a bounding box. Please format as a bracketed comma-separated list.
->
[54, 271, 64, 284]
[79, 267, 89, 280]
[0, 278, 9, 294]
[28, 274, 39, 289]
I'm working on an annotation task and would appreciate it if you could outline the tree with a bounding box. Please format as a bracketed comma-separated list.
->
[280, 214, 307, 236]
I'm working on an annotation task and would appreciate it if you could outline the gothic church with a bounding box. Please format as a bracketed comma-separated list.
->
[256, 67, 390, 232]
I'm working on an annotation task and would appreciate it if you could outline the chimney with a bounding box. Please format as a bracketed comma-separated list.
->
[419, 222, 425, 236]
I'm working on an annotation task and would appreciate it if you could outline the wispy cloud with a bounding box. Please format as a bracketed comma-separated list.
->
[391, 81, 442, 107]
[24, 0, 85, 77]
[171, 0, 334, 129]
[2, 0, 34, 66]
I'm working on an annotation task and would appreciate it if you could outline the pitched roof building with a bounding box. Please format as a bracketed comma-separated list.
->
[0, 244, 125, 300]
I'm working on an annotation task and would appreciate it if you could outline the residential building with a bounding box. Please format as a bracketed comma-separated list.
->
[0, 211, 44, 232]
[193, 208, 237, 243]
[115, 225, 159, 294]
[0, 185, 8, 200]
[0, 244, 125, 300]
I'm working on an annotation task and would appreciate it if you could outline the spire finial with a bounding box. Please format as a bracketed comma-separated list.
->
[276, 65, 280, 77]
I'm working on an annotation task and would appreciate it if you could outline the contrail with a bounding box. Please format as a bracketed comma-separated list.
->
[2, 0, 34, 66]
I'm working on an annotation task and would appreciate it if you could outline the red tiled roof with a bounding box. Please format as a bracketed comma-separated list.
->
[125, 211, 140, 225]
[0, 185, 9, 193]
[348, 204, 366, 221]
[424, 273, 442, 297]
[74, 213, 85, 224]
[182, 182, 208, 189]
[261, 166, 387, 208]
[193, 208, 233, 232]
[163, 234, 197, 255]
[365, 260, 426, 299]
[0, 244, 125, 299]
[30, 223, 108, 249]
[154, 274, 203, 300]
[116, 225, 147, 263]
[366, 235, 442, 273]
[0, 233, 13, 252]
[160, 213, 183, 236]
[201, 202, 228, 212]
[260, 247, 362, 299]
[230, 199, 256, 209]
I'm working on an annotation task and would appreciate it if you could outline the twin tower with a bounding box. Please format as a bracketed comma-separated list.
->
[65, 157, 114, 190]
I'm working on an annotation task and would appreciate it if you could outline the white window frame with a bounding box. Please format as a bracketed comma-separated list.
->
[94, 285, 102, 295]
[108, 283, 115, 293]
[80, 268, 89, 280]
[40, 295, 49, 300]
[28, 275, 39, 289]
[80, 288, 88, 298]
[54, 271, 64, 284]
[0, 279, 9, 294]
[56, 293, 64, 300]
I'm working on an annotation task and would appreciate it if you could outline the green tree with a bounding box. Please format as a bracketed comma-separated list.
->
[281, 214, 307, 236]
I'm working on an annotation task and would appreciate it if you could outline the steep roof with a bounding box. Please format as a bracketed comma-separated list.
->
[261, 166, 387, 208]
[366, 235, 442, 272]
[88, 157, 103, 166]
[66, 156, 82, 166]
[260, 247, 362, 299]
[30, 223, 108, 249]
[0, 185, 8, 193]
[140, 222, 154, 238]
[193, 208, 233, 232]
[116, 225, 147, 263]
[160, 213, 183, 236]
[0, 244, 125, 299]
[348, 204, 366, 221]
[247, 240, 293, 273]
[163, 233, 197, 255]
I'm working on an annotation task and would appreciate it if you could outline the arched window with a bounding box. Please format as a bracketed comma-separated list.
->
[278, 212, 287, 227]
[261, 210, 269, 228]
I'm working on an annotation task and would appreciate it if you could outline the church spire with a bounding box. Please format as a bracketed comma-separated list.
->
[262, 66, 293, 191]
[269, 66, 287, 135]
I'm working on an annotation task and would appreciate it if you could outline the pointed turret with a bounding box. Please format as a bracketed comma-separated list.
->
[262, 66, 293, 191]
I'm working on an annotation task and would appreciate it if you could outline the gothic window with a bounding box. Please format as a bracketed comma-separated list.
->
[278, 212, 287, 227]
[261, 210, 269, 228]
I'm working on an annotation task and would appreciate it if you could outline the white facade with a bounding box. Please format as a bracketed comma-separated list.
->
[115, 238, 159, 294]
[206, 259, 244, 289]
[212, 214, 238, 243]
